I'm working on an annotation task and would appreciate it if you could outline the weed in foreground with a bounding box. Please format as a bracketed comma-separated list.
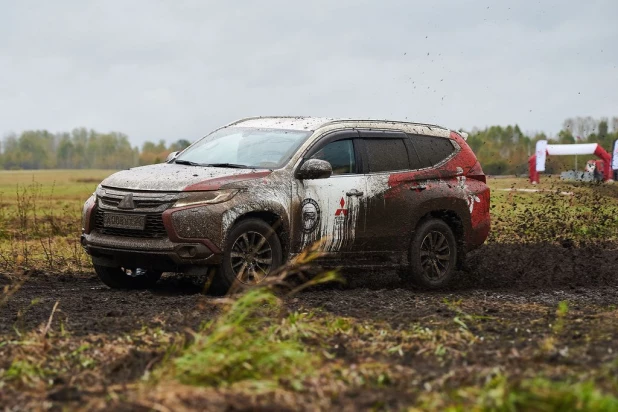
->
[165, 241, 338, 390]
[172, 288, 319, 389]
[414, 374, 618, 412]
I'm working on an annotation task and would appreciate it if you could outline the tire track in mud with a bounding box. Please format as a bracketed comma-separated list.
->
[2, 243, 618, 411]
[0, 273, 212, 336]
[1, 241, 617, 335]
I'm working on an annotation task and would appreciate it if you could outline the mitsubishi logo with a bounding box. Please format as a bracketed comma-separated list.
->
[335, 197, 348, 216]
[117, 193, 135, 209]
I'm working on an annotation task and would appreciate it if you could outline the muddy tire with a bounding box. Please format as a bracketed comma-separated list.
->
[209, 218, 283, 296]
[94, 265, 162, 289]
[402, 219, 458, 289]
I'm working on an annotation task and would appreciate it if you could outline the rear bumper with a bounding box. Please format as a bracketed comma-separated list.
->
[81, 232, 222, 271]
[466, 218, 491, 252]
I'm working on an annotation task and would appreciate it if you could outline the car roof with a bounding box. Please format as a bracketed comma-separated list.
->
[229, 116, 338, 131]
[228, 116, 449, 133]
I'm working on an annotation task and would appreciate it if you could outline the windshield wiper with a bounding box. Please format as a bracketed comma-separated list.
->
[174, 159, 203, 166]
[203, 163, 250, 169]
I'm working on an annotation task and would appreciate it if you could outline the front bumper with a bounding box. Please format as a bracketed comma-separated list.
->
[81, 232, 222, 271]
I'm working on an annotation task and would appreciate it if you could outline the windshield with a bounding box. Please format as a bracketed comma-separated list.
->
[175, 127, 312, 169]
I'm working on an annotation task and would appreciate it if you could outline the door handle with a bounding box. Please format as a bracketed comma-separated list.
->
[346, 189, 364, 197]
[410, 184, 427, 191]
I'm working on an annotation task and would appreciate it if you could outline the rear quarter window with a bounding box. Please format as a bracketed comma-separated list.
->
[364, 139, 410, 172]
[409, 135, 456, 168]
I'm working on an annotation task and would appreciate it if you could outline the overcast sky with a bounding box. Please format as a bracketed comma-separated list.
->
[1, 0, 617, 146]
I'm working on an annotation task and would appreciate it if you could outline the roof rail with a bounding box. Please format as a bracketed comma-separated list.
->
[225, 115, 316, 127]
[226, 116, 450, 132]
[319, 118, 449, 130]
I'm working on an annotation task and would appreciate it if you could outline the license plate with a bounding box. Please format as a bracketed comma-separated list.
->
[103, 213, 146, 230]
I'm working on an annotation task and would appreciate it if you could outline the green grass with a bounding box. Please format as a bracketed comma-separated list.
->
[416, 375, 618, 412]
[0, 170, 116, 273]
[0, 169, 114, 201]
[170, 289, 319, 390]
[487, 176, 618, 243]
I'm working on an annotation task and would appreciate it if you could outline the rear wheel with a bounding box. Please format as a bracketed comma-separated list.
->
[94, 264, 162, 289]
[402, 219, 457, 289]
[209, 218, 283, 295]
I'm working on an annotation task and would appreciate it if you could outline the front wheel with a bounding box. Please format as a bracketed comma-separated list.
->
[94, 264, 162, 289]
[401, 219, 458, 289]
[209, 218, 283, 295]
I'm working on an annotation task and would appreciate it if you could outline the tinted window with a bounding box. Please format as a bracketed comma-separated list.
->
[410, 135, 456, 168]
[364, 139, 410, 172]
[311, 139, 356, 175]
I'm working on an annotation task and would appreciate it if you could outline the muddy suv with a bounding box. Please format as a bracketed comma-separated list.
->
[81, 117, 490, 293]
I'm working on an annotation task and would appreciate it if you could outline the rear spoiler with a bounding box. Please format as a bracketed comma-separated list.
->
[457, 131, 469, 141]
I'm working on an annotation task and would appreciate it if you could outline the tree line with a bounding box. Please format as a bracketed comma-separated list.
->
[1, 118, 617, 173]
[0, 128, 190, 170]
[466, 116, 618, 175]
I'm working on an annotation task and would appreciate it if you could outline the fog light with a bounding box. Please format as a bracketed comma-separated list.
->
[178, 246, 198, 258]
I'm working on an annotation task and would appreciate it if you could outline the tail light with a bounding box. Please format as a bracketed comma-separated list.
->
[466, 161, 486, 183]
[468, 174, 486, 183]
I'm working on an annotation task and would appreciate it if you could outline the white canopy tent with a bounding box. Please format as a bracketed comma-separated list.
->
[529, 140, 613, 184]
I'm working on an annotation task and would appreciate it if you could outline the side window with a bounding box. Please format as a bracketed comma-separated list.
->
[364, 139, 410, 172]
[310, 139, 356, 175]
[410, 135, 456, 168]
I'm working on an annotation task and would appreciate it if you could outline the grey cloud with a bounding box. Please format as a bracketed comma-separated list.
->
[1, 0, 617, 146]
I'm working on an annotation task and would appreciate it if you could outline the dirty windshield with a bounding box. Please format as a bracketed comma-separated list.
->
[175, 127, 311, 169]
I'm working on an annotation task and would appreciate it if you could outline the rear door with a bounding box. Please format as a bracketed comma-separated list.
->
[360, 131, 460, 259]
[357, 130, 417, 256]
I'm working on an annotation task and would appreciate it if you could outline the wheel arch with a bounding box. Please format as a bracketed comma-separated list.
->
[224, 209, 290, 259]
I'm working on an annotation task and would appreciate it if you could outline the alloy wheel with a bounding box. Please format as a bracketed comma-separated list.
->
[419, 230, 451, 281]
[230, 231, 273, 284]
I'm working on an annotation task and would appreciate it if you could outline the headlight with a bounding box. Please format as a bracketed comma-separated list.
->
[173, 189, 240, 208]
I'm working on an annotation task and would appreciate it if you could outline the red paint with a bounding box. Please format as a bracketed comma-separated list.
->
[385, 131, 483, 198]
[528, 154, 539, 183]
[466, 187, 491, 249]
[382, 130, 490, 249]
[83, 198, 96, 234]
[162, 206, 223, 254]
[183, 171, 272, 191]
[593, 144, 612, 181]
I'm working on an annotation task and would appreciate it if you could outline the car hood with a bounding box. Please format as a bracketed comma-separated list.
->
[101, 163, 272, 192]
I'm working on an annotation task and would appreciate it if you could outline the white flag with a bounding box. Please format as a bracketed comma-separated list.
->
[536, 140, 548, 172]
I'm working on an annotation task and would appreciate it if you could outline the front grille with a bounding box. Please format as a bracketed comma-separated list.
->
[99, 195, 173, 210]
[94, 209, 168, 238]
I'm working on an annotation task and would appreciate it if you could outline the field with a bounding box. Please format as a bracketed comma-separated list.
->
[1, 170, 618, 411]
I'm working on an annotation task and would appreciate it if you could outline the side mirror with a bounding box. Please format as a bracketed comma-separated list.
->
[295, 159, 332, 180]
[166, 151, 179, 162]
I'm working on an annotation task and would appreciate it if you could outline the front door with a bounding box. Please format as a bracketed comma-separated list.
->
[294, 131, 367, 256]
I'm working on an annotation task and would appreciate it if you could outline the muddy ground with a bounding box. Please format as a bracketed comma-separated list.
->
[1, 241, 618, 410]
